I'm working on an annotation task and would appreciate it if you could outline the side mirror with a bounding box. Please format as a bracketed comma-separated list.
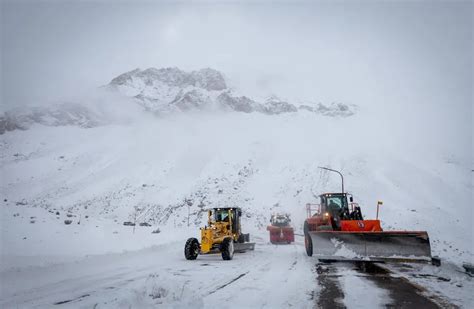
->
[208, 210, 212, 218]
[349, 196, 353, 203]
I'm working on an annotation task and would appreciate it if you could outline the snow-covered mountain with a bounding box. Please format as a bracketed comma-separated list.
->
[0, 103, 103, 135]
[108, 67, 226, 113]
[107, 67, 357, 116]
[0, 67, 357, 135]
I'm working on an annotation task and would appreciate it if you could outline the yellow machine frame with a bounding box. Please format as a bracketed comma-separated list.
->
[184, 207, 254, 261]
[200, 208, 239, 253]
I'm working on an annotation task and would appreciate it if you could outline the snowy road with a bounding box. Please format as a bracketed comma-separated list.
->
[315, 261, 449, 309]
[0, 236, 316, 308]
[2, 234, 466, 308]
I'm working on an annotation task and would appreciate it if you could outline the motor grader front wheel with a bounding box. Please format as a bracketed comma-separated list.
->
[221, 238, 234, 260]
[184, 237, 200, 260]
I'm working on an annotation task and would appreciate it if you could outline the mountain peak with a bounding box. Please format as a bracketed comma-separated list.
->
[109, 68, 141, 86]
[109, 67, 226, 91]
[190, 68, 226, 91]
[105, 66, 356, 117]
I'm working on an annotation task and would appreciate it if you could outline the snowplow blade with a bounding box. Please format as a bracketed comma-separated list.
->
[308, 231, 431, 261]
[234, 242, 255, 253]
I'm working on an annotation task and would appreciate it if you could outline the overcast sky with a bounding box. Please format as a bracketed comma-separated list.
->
[1, 0, 472, 117]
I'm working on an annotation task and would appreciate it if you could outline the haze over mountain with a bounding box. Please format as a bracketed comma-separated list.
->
[1, 67, 356, 134]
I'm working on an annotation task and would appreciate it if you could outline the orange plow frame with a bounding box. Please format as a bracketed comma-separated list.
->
[305, 203, 432, 262]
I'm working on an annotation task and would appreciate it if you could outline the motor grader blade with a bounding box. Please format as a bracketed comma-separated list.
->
[234, 242, 255, 253]
[308, 230, 431, 261]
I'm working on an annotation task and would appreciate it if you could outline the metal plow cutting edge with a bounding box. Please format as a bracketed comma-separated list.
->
[234, 242, 256, 253]
[308, 230, 432, 262]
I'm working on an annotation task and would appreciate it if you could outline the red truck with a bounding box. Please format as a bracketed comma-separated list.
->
[267, 213, 295, 244]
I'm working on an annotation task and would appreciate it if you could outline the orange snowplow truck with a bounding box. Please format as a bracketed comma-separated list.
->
[304, 168, 432, 262]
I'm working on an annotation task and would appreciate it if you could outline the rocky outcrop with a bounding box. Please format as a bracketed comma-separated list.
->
[110, 67, 226, 92]
[263, 96, 298, 114]
[0, 103, 103, 134]
[216, 92, 263, 113]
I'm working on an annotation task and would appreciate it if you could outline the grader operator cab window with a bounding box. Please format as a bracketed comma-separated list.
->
[214, 208, 237, 222]
[215, 209, 229, 222]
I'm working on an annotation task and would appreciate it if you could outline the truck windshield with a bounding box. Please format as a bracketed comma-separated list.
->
[272, 215, 289, 226]
[214, 209, 230, 222]
[326, 196, 346, 210]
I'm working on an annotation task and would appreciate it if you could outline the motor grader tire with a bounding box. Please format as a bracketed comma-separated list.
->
[221, 238, 234, 260]
[184, 237, 200, 260]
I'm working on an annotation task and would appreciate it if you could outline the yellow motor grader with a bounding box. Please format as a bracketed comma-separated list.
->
[184, 207, 255, 260]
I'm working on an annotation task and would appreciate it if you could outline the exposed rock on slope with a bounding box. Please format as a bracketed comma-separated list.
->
[110, 67, 227, 92]
[0, 103, 102, 134]
[263, 96, 298, 114]
[298, 102, 356, 117]
[107, 67, 356, 116]
[216, 92, 264, 113]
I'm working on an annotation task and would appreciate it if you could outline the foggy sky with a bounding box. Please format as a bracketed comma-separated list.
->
[1, 0, 472, 119]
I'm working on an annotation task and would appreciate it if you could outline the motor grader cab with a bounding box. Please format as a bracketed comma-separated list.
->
[304, 167, 432, 262]
[184, 207, 255, 261]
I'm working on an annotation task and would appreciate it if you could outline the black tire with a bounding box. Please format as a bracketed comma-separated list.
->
[221, 238, 234, 260]
[304, 221, 313, 256]
[245, 233, 250, 242]
[305, 233, 313, 256]
[184, 237, 200, 260]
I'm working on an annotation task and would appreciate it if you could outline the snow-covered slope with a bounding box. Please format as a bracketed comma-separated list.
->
[0, 103, 104, 134]
[0, 91, 146, 135]
[1, 110, 472, 265]
[1, 92, 472, 308]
